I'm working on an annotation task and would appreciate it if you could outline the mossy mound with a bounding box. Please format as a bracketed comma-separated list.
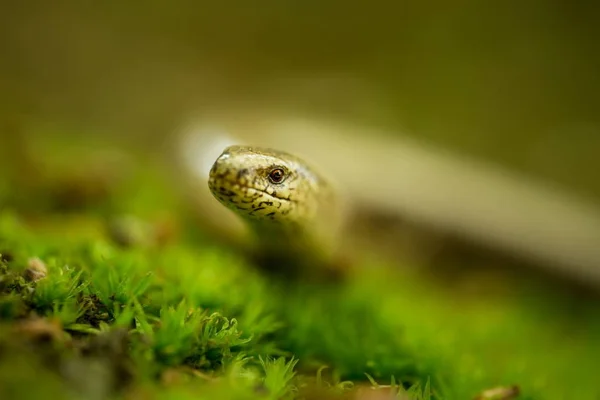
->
[0, 134, 599, 400]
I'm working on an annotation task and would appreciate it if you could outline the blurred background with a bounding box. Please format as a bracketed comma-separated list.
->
[1, 1, 600, 288]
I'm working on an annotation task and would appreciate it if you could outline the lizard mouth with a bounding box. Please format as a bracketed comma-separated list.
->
[209, 176, 295, 204]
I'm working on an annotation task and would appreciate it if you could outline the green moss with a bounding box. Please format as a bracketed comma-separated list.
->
[259, 356, 299, 399]
[1, 137, 600, 400]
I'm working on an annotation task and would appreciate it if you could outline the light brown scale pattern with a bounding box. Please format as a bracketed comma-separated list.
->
[208, 145, 343, 276]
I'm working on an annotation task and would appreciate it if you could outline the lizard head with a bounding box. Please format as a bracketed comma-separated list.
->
[208, 145, 323, 224]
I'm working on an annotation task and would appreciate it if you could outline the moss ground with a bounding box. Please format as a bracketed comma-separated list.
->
[0, 133, 599, 400]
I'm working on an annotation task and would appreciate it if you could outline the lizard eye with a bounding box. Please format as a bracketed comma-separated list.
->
[268, 168, 285, 184]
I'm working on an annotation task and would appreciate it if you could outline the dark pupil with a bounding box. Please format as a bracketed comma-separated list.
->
[270, 169, 284, 182]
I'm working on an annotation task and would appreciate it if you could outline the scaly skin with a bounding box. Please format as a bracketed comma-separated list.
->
[208, 145, 344, 278]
